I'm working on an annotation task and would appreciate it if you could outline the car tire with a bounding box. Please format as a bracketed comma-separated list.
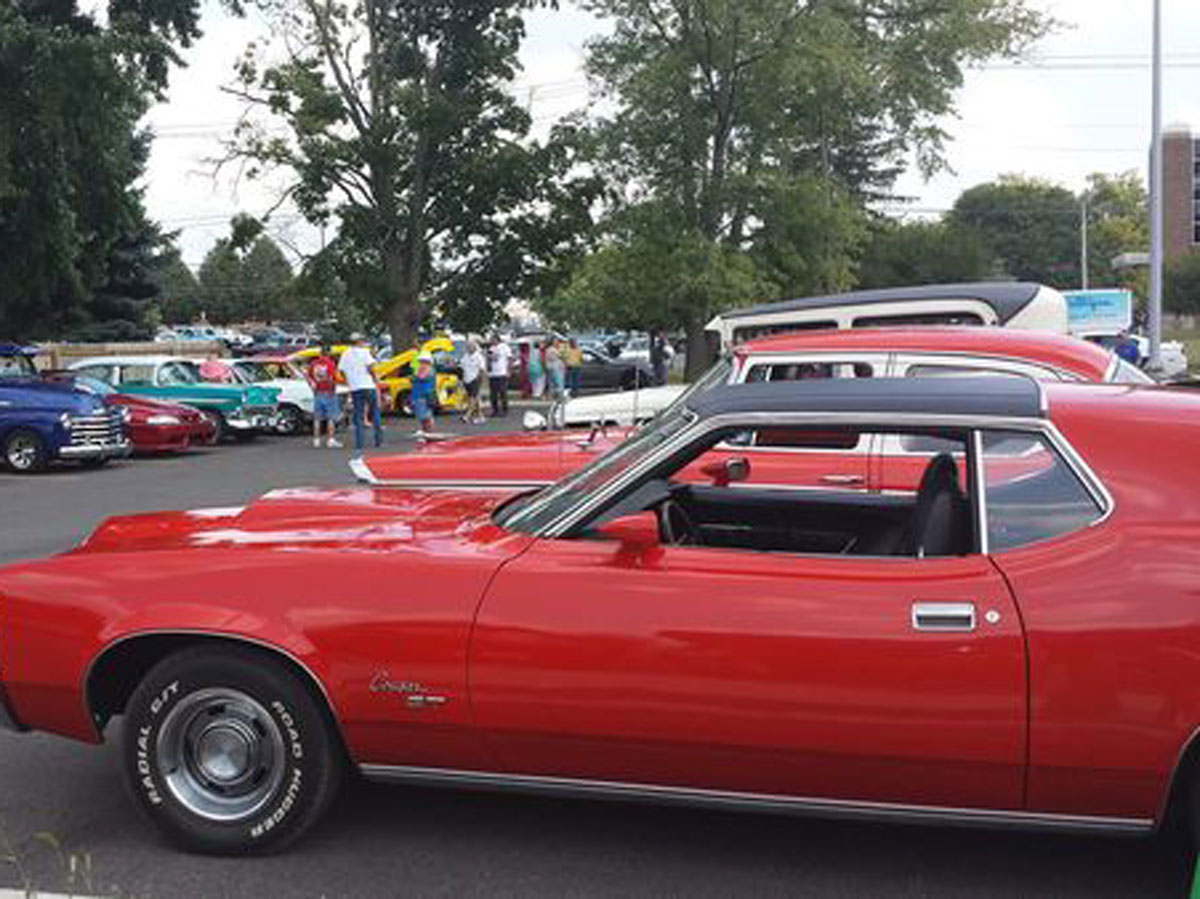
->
[198, 410, 226, 444]
[275, 405, 303, 436]
[3, 429, 48, 472]
[121, 645, 343, 856]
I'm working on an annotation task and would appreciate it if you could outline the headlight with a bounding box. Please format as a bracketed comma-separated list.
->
[59, 412, 73, 429]
[115, 404, 131, 423]
[146, 414, 181, 426]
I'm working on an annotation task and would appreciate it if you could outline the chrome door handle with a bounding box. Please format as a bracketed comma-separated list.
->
[820, 474, 865, 486]
[911, 602, 976, 632]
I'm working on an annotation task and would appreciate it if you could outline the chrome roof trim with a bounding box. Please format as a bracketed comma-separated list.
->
[361, 478, 551, 492]
[359, 763, 1154, 837]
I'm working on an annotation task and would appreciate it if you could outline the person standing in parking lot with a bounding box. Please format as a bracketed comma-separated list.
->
[461, 339, 486, 424]
[649, 331, 668, 386]
[306, 343, 342, 448]
[339, 336, 383, 452]
[488, 337, 512, 417]
[565, 338, 583, 397]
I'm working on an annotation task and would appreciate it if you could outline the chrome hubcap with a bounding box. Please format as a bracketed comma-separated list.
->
[7, 435, 37, 469]
[156, 688, 286, 821]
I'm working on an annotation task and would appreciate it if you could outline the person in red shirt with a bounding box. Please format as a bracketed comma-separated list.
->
[306, 344, 342, 448]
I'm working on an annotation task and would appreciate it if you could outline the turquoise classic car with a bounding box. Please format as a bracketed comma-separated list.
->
[68, 356, 279, 441]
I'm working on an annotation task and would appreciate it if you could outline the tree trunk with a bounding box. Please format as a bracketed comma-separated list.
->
[385, 239, 419, 352]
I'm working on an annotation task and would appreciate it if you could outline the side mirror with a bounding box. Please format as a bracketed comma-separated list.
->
[700, 455, 750, 487]
[523, 410, 548, 431]
[595, 512, 660, 550]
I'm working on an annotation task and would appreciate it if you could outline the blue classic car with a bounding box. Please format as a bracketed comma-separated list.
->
[0, 344, 131, 472]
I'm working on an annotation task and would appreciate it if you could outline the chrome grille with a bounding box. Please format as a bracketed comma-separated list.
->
[68, 410, 124, 445]
[244, 405, 276, 416]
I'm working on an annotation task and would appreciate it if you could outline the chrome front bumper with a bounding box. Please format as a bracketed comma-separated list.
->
[58, 437, 132, 460]
[227, 413, 278, 431]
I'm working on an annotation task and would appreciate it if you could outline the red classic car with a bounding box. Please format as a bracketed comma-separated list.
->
[0, 376, 1198, 856]
[354, 326, 1149, 487]
[68, 374, 217, 452]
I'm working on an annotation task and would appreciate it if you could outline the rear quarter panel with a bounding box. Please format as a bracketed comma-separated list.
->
[995, 388, 1200, 819]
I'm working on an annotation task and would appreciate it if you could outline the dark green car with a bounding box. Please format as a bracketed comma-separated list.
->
[69, 356, 279, 441]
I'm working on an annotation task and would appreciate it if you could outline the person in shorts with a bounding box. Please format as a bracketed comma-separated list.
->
[460, 339, 486, 424]
[410, 352, 437, 440]
[306, 343, 342, 448]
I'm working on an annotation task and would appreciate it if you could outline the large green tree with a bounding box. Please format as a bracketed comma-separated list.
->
[196, 232, 296, 323]
[857, 219, 998, 289]
[948, 175, 1079, 288]
[1082, 171, 1149, 298]
[575, 0, 1052, 374]
[227, 0, 597, 348]
[0, 0, 209, 339]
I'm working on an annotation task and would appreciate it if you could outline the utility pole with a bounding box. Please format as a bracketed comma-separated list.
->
[1148, 0, 1164, 371]
[1080, 192, 1089, 291]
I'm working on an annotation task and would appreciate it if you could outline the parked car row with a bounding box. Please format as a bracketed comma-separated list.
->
[0, 344, 286, 472]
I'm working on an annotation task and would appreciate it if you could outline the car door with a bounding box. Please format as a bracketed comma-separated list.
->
[471, 526, 1027, 812]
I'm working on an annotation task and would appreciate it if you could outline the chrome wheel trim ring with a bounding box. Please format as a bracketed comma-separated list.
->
[155, 687, 287, 822]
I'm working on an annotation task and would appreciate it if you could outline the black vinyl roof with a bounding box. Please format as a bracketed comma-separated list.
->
[687, 376, 1045, 421]
[717, 282, 1045, 325]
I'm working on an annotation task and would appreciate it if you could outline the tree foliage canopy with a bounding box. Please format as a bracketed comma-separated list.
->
[227, 0, 599, 346]
[552, 0, 1051, 373]
[0, 0, 214, 340]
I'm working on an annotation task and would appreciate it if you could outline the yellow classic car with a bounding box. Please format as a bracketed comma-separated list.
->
[290, 339, 466, 415]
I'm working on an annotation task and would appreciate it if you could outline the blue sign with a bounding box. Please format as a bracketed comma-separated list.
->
[1063, 289, 1133, 335]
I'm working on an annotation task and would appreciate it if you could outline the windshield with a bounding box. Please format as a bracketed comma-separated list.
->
[0, 354, 38, 379]
[1107, 355, 1154, 385]
[235, 362, 270, 381]
[497, 406, 695, 534]
[74, 375, 115, 396]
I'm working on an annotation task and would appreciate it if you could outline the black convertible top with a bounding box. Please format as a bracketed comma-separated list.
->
[716, 282, 1046, 325]
[687, 376, 1045, 421]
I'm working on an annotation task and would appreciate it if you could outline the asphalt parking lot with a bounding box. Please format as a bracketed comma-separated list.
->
[0, 413, 1196, 898]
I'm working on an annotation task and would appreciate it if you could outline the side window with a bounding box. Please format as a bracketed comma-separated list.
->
[745, 360, 875, 382]
[904, 364, 1027, 379]
[731, 321, 838, 343]
[852, 312, 985, 328]
[982, 430, 1103, 551]
[120, 365, 156, 385]
[74, 365, 112, 383]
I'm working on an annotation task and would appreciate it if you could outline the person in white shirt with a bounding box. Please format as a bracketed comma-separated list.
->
[488, 337, 512, 417]
[460, 339, 487, 424]
[338, 337, 383, 451]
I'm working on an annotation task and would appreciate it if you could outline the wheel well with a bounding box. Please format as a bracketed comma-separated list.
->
[1160, 727, 1200, 830]
[86, 634, 349, 758]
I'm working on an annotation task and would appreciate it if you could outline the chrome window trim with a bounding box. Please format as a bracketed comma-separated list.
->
[537, 411, 1046, 539]
[971, 430, 990, 555]
[890, 352, 1065, 383]
[358, 763, 1153, 836]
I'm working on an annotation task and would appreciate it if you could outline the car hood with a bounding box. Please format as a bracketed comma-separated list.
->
[561, 385, 685, 424]
[353, 428, 629, 486]
[74, 486, 535, 555]
[0, 379, 104, 414]
[107, 393, 201, 417]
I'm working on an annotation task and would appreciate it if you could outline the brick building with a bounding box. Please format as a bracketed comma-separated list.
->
[1163, 124, 1200, 262]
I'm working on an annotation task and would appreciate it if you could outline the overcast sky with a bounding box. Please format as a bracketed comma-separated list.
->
[143, 0, 1200, 271]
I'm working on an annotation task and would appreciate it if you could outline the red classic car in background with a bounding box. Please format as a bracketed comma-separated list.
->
[0, 376, 1198, 857]
[59, 374, 217, 452]
[353, 326, 1148, 488]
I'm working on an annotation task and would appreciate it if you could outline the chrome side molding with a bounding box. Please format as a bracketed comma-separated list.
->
[358, 764, 1154, 837]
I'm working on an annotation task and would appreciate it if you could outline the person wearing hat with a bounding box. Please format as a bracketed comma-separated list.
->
[410, 350, 437, 439]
